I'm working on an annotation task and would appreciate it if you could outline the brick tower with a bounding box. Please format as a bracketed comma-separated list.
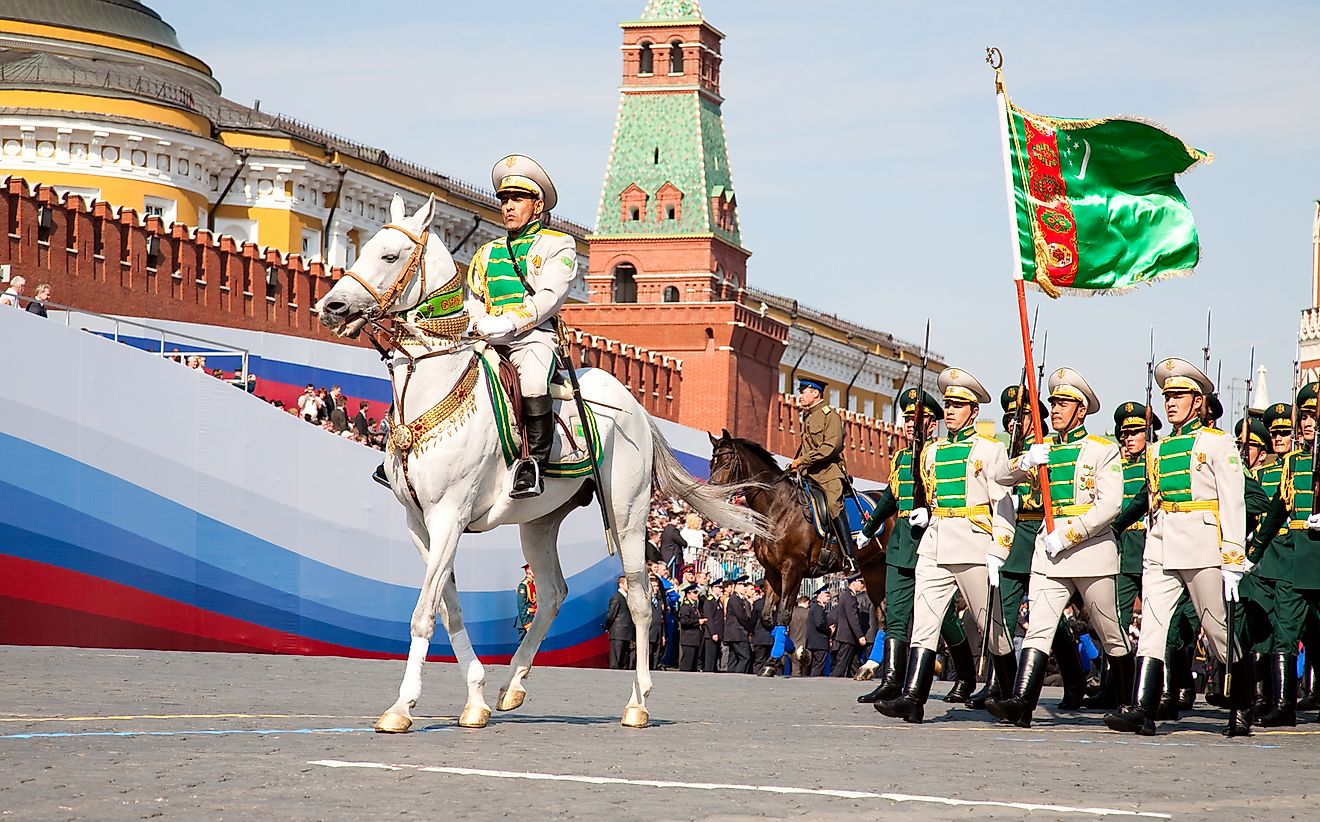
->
[563, 0, 787, 441]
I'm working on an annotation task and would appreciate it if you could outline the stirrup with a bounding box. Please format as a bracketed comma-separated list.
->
[510, 458, 543, 499]
[371, 463, 390, 488]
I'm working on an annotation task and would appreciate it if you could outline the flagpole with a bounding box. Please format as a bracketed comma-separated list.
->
[990, 48, 1055, 534]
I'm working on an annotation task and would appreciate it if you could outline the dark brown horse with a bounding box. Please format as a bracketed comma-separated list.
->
[707, 431, 893, 633]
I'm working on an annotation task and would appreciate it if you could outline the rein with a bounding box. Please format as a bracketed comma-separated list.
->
[339, 223, 432, 318]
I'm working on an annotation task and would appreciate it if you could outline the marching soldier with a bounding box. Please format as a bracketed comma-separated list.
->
[789, 378, 857, 570]
[1087, 401, 1162, 709]
[1247, 391, 1317, 726]
[986, 368, 1134, 728]
[875, 367, 1016, 724]
[1235, 414, 1286, 721]
[467, 155, 578, 498]
[1104, 357, 1253, 737]
[856, 388, 977, 705]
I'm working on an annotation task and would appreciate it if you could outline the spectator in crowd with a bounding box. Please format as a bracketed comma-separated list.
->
[750, 581, 774, 675]
[832, 575, 868, 678]
[648, 576, 666, 669]
[515, 564, 536, 642]
[298, 384, 323, 422]
[659, 514, 687, 579]
[0, 275, 24, 308]
[604, 575, 634, 670]
[330, 393, 349, 433]
[24, 283, 50, 316]
[245, 373, 258, 393]
[353, 401, 371, 437]
[677, 585, 703, 672]
[806, 586, 833, 677]
[787, 594, 812, 676]
[701, 579, 725, 673]
[680, 512, 705, 564]
[723, 577, 754, 674]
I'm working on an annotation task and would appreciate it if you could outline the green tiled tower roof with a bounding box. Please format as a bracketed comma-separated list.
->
[639, 0, 703, 21]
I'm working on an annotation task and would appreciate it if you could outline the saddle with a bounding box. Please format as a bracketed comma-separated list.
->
[477, 344, 601, 479]
[794, 475, 875, 542]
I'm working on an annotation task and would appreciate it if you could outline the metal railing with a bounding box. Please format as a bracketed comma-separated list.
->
[43, 299, 251, 387]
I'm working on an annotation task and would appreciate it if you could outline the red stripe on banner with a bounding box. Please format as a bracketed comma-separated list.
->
[1022, 117, 1080, 287]
[0, 556, 608, 667]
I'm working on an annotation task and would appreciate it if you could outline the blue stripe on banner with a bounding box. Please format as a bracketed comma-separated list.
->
[0, 435, 620, 655]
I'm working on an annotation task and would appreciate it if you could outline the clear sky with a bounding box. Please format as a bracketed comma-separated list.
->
[158, 0, 1319, 427]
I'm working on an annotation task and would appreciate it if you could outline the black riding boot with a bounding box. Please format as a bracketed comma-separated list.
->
[1176, 645, 1196, 710]
[1081, 655, 1118, 710]
[1299, 655, 1320, 710]
[511, 395, 554, 499]
[875, 647, 935, 724]
[859, 637, 906, 703]
[986, 648, 1049, 728]
[1258, 654, 1298, 728]
[1155, 647, 1183, 721]
[1249, 652, 1269, 721]
[1104, 656, 1162, 736]
[1108, 653, 1136, 722]
[943, 638, 977, 703]
[1224, 656, 1255, 737]
[1053, 628, 1087, 710]
[833, 512, 857, 572]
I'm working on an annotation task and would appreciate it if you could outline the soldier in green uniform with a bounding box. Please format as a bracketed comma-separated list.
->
[856, 388, 977, 705]
[789, 378, 856, 570]
[1248, 390, 1320, 726]
[1089, 402, 1161, 710]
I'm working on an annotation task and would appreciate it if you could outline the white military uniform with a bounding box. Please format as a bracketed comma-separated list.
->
[468, 154, 578, 399]
[1136, 358, 1246, 665]
[998, 367, 1128, 657]
[911, 367, 1017, 657]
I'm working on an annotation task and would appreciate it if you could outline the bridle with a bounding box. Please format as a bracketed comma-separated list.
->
[338, 222, 432, 320]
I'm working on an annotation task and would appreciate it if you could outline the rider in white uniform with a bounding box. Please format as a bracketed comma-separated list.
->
[467, 155, 579, 498]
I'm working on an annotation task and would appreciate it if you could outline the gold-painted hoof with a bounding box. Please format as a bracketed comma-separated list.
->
[621, 705, 649, 728]
[374, 711, 412, 734]
[497, 687, 526, 712]
[457, 705, 491, 728]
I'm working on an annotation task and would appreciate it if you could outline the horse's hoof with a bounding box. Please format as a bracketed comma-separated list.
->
[497, 687, 526, 712]
[374, 711, 412, 734]
[621, 705, 650, 728]
[457, 705, 491, 728]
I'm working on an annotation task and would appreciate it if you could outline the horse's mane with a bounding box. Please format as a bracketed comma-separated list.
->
[731, 437, 784, 475]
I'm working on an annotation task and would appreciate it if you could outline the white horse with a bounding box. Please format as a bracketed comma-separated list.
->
[314, 194, 768, 730]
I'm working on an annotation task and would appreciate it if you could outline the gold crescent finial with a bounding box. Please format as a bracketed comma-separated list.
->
[985, 47, 1003, 70]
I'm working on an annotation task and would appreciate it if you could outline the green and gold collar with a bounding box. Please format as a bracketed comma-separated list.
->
[1173, 418, 1203, 437]
[948, 426, 977, 443]
[1056, 425, 1088, 445]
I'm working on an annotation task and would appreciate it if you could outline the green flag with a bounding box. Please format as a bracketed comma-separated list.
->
[1004, 101, 1211, 297]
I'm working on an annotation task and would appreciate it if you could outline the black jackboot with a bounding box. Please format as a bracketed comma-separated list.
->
[859, 637, 906, 704]
[966, 653, 999, 709]
[986, 649, 1049, 728]
[1299, 656, 1319, 710]
[1104, 656, 1162, 736]
[1250, 652, 1269, 721]
[1258, 654, 1297, 728]
[1108, 654, 1136, 722]
[875, 647, 935, 724]
[943, 638, 978, 703]
[1155, 647, 1183, 721]
[1223, 656, 1255, 737]
[1176, 645, 1197, 711]
[1081, 655, 1119, 710]
[833, 512, 857, 572]
[1053, 627, 1087, 710]
[511, 395, 554, 499]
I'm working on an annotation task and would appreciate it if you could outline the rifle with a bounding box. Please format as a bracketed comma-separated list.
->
[911, 321, 932, 511]
[1144, 329, 1156, 447]
[1007, 307, 1040, 458]
[1239, 348, 1255, 463]
[1036, 329, 1049, 391]
[1293, 357, 1301, 453]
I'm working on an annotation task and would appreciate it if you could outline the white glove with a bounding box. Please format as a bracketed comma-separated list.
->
[908, 508, 930, 529]
[1221, 568, 1242, 603]
[986, 554, 1004, 588]
[1019, 442, 1050, 471]
[855, 531, 871, 551]
[473, 314, 517, 342]
[1243, 557, 1256, 575]
[1043, 530, 1065, 558]
[1307, 514, 1320, 532]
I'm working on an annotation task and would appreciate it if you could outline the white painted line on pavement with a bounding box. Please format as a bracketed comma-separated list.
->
[308, 760, 1172, 818]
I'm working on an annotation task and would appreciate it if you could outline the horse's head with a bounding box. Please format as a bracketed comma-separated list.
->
[315, 193, 456, 336]
[707, 429, 744, 486]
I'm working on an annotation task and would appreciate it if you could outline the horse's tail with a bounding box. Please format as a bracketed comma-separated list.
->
[648, 416, 772, 541]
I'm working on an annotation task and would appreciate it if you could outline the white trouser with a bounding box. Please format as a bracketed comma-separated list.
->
[911, 554, 1013, 657]
[505, 328, 558, 399]
[1136, 562, 1229, 664]
[1022, 573, 1128, 656]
